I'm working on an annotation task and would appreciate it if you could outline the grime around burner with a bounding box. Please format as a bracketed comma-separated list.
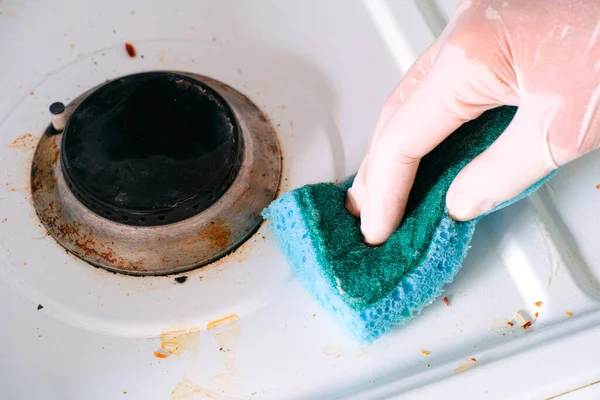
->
[31, 71, 281, 276]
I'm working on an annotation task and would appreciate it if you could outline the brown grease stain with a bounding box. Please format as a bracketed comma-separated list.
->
[31, 136, 135, 271]
[323, 345, 343, 358]
[170, 315, 243, 398]
[207, 314, 239, 331]
[171, 378, 237, 400]
[199, 219, 231, 250]
[207, 313, 243, 397]
[9, 133, 37, 151]
[159, 327, 201, 357]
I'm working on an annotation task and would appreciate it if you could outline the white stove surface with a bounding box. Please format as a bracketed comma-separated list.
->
[2, 1, 600, 399]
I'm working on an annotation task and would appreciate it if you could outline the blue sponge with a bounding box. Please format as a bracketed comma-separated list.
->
[263, 106, 555, 343]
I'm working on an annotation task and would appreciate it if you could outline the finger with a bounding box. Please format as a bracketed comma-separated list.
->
[346, 156, 369, 217]
[446, 105, 558, 221]
[361, 56, 494, 245]
[346, 40, 441, 217]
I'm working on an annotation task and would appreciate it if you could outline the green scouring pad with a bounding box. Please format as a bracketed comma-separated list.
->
[262, 106, 555, 343]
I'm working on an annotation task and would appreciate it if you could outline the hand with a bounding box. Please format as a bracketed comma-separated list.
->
[346, 0, 600, 245]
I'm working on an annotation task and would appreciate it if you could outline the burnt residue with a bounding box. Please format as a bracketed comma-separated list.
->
[175, 79, 192, 89]
[267, 143, 278, 155]
[31, 133, 138, 272]
[9, 133, 37, 151]
[37, 304, 43, 310]
[174, 276, 188, 284]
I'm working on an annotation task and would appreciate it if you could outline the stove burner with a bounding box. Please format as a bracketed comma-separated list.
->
[31, 71, 281, 275]
[61, 72, 244, 226]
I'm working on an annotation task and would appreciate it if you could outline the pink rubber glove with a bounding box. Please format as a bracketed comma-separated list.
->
[347, 0, 600, 245]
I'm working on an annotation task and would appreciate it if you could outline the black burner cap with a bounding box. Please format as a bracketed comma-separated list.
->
[61, 72, 244, 226]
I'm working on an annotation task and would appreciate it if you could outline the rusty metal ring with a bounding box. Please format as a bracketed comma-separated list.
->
[31, 72, 281, 276]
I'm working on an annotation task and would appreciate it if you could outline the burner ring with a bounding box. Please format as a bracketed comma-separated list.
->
[31, 72, 281, 275]
[60, 72, 244, 226]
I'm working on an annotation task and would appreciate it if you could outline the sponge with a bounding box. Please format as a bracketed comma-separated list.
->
[263, 106, 555, 343]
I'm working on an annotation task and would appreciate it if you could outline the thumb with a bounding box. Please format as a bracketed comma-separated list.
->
[446, 106, 558, 221]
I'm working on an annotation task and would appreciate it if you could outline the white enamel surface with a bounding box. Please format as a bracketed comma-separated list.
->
[0, 1, 598, 399]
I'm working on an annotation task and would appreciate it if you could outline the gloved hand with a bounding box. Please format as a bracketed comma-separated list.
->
[346, 0, 600, 245]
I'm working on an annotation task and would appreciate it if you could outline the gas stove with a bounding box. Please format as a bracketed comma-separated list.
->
[2, 1, 600, 399]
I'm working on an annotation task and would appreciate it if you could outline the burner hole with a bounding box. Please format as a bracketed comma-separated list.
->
[122, 216, 129, 222]
[158, 215, 166, 221]
[192, 204, 200, 211]
[140, 217, 147, 223]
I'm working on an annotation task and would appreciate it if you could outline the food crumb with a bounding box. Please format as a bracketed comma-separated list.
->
[515, 311, 530, 327]
[153, 350, 168, 359]
[70, 43, 75, 49]
[534, 301, 543, 307]
[123, 392, 127, 395]
[29, 92, 34, 96]
[596, 184, 600, 189]
[174, 276, 188, 284]
[125, 42, 136, 58]
[522, 321, 532, 330]
[37, 304, 43, 310]
[312, 314, 316, 317]
[566, 311, 573, 317]
[535, 312, 539, 318]
[454, 358, 478, 373]
[506, 321, 514, 326]
[334, 178, 339, 184]
[420, 349, 431, 355]
[443, 297, 450, 307]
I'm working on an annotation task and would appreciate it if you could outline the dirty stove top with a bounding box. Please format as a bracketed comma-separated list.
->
[2, 1, 600, 399]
